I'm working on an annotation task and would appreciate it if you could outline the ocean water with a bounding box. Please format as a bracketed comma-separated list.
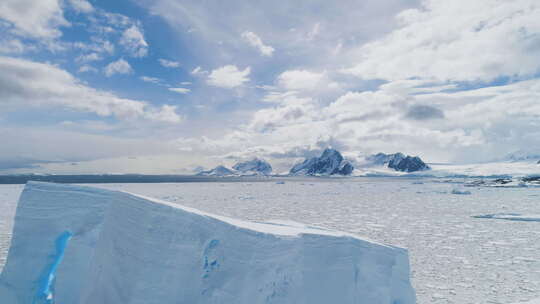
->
[0, 178, 539, 304]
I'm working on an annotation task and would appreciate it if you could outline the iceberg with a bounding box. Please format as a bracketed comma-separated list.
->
[451, 188, 472, 195]
[0, 182, 415, 304]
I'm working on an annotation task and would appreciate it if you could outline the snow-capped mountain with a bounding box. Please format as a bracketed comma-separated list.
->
[232, 158, 272, 175]
[504, 149, 540, 162]
[196, 165, 236, 176]
[366, 152, 430, 172]
[289, 148, 354, 176]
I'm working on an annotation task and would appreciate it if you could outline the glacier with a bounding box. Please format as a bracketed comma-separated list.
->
[0, 182, 415, 304]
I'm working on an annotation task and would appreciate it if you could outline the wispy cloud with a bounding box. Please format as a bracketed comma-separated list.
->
[159, 58, 180, 68]
[78, 64, 98, 73]
[76, 52, 102, 63]
[0, 56, 181, 123]
[241, 31, 274, 56]
[140, 76, 162, 84]
[169, 87, 191, 94]
[119, 25, 148, 57]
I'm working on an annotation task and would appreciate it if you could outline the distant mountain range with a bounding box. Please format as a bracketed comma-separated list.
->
[232, 158, 272, 175]
[197, 158, 273, 176]
[503, 150, 540, 162]
[289, 148, 354, 176]
[192, 148, 540, 178]
[196, 148, 430, 177]
[196, 165, 237, 177]
[366, 152, 430, 173]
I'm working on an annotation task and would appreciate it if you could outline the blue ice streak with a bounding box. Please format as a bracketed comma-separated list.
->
[33, 231, 73, 304]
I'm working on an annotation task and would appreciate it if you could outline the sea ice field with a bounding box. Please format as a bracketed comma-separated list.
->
[0, 177, 539, 304]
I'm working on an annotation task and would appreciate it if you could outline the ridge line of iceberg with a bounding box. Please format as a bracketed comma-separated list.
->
[1, 181, 416, 304]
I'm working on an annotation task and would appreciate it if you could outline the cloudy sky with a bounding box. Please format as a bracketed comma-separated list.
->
[1, 0, 539, 173]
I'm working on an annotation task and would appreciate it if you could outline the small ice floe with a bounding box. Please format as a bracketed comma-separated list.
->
[451, 188, 472, 195]
[464, 178, 530, 188]
[472, 213, 540, 222]
[510, 297, 540, 304]
[522, 175, 540, 185]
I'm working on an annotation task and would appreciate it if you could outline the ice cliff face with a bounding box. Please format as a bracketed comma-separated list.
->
[289, 148, 354, 176]
[367, 153, 430, 173]
[0, 182, 415, 304]
[232, 158, 272, 175]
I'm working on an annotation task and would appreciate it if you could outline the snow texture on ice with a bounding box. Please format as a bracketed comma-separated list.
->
[2, 178, 539, 304]
[0, 182, 415, 304]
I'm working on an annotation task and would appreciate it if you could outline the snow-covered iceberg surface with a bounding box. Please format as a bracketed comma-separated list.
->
[0, 182, 415, 304]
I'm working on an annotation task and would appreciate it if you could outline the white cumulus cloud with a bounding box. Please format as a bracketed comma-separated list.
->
[345, 0, 540, 82]
[104, 58, 133, 77]
[0, 0, 69, 38]
[0, 56, 182, 123]
[67, 0, 94, 13]
[207, 65, 250, 88]
[277, 70, 326, 91]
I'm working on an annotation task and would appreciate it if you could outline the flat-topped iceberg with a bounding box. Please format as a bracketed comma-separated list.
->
[0, 182, 415, 304]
